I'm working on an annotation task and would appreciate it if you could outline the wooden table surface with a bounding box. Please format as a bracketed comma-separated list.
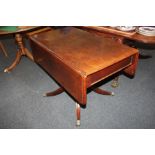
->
[76, 26, 155, 88]
[30, 27, 138, 76]
[80, 26, 155, 44]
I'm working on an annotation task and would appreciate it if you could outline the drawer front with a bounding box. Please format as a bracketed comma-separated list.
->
[86, 56, 132, 88]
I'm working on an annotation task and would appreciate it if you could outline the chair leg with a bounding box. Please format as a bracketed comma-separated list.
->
[76, 102, 81, 126]
[0, 41, 8, 57]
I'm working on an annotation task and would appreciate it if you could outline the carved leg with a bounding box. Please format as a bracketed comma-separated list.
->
[24, 48, 34, 61]
[4, 33, 34, 73]
[44, 88, 81, 126]
[111, 76, 119, 88]
[76, 102, 81, 126]
[15, 33, 34, 60]
[0, 41, 8, 57]
[93, 88, 115, 96]
[4, 50, 22, 73]
[43, 87, 64, 97]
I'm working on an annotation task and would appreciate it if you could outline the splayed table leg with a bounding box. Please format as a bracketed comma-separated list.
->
[4, 33, 34, 73]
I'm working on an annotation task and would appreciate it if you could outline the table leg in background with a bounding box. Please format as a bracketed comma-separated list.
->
[4, 33, 34, 73]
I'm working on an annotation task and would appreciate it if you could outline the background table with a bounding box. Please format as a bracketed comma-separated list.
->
[79, 26, 155, 44]
[0, 26, 45, 72]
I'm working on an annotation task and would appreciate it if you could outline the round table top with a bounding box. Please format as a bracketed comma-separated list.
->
[0, 26, 41, 35]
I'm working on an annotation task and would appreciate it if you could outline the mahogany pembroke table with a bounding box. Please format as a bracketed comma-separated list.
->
[29, 27, 139, 126]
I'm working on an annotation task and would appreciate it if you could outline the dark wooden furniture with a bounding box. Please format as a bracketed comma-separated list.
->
[0, 26, 47, 72]
[79, 26, 155, 44]
[78, 26, 155, 87]
[29, 27, 139, 126]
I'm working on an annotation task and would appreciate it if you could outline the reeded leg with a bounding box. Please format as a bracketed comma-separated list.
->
[93, 88, 114, 96]
[43, 87, 64, 97]
[0, 41, 8, 57]
[76, 102, 81, 126]
[111, 76, 119, 88]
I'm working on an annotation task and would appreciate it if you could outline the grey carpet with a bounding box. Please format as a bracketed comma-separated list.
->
[0, 35, 155, 129]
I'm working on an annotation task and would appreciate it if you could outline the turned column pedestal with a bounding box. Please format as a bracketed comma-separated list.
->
[4, 33, 34, 73]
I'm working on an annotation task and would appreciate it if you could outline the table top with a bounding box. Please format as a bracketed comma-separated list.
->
[30, 27, 138, 76]
[0, 26, 41, 35]
[81, 26, 155, 44]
